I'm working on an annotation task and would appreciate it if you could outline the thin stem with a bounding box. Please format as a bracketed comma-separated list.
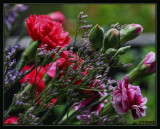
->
[37, 106, 53, 124]
[52, 98, 72, 125]
[60, 95, 109, 125]
[73, 21, 80, 48]
[4, 105, 13, 119]
[32, 58, 57, 102]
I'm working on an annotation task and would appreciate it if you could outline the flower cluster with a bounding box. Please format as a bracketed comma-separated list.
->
[4, 9, 155, 125]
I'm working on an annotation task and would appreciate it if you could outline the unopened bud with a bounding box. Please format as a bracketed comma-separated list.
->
[129, 51, 155, 84]
[120, 24, 143, 45]
[114, 46, 131, 56]
[103, 29, 120, 51]
[105, 48, 117, 56]
[143, 51, 155, 73]
[89, 24, 104, 51]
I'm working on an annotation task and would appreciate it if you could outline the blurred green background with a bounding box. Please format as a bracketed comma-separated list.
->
[25, 4, 155, 34]
[6, 3, 156, 125]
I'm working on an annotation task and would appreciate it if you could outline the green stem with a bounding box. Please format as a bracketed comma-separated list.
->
[4, 105, 13, 119]
[73, 21, 80, 48]
[52, 99, 72, 125]
[37, 106, 53, 124]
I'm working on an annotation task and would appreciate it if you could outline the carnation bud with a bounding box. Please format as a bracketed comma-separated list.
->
[103, 29, 120, 51]
[129, 51, 155, 84]
[105, 48, 117, 56]
[22, 40, 40, 64]
[120, 24, 143, 45]
[89, 24, 104, 51]
[113, 46, 131, 57]
[143, 52, 155, 73]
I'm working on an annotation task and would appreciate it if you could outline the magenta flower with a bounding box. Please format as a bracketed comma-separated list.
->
[111, 75, 130, 114]
[143, 52, 155, 73]
[111, 75, 147, 119]
[128, 85, 147, 119]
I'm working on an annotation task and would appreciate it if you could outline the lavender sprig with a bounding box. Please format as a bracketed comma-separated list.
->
[4, 44, 25, 93]
[73, 12, 92, 48]
[111, 23, 127, 31]
[4, 4, 29, 41]
[22, 107, 40, 125]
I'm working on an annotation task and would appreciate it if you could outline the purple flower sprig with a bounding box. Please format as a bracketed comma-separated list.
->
[73, 12, 92, 48]
[4, 4, 29, 31]
[4, 4, 29, 42]
[4, 68, 25, 93]
[22, 107, 40, 125]
[111, 23, 127, 31]
[4, 44, 20, 69]
[4, 44, 26, 93]
[78, 112, 126, 125]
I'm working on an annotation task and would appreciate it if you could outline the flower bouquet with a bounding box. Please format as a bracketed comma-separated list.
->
[4, 4, 156, 125]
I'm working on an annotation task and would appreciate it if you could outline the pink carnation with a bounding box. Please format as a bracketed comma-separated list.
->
[49, 11, 65, 24]
[130, 24, 143, 34]
[143, 51, 155, 73]
[111, 75, 147, 119]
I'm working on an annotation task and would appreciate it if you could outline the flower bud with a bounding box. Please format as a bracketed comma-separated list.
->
[110, 46, 131, 61]
[89, 24, 104, 51]
[103, 29, 120, 51]
[114, 46, 131, 56]
[120, 24, 143, 45]
[22, 40, 40, 64]
[143, 52, 155, 73]
[105, 48, 117, 56]
[129, 51, 155, 84]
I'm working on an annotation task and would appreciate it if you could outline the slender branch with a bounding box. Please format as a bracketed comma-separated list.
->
[52, 98, 72, 125]
[73, 21, 80, 48]
[59, 95, 109, 125]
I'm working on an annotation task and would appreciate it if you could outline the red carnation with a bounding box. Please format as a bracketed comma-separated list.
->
[4, 116, 18, 125]
[20, 64, 57, 106]
[26, 14, 71, 51]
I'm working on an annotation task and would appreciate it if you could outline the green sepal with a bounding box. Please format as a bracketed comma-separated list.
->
[89, 24, 104, 51]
